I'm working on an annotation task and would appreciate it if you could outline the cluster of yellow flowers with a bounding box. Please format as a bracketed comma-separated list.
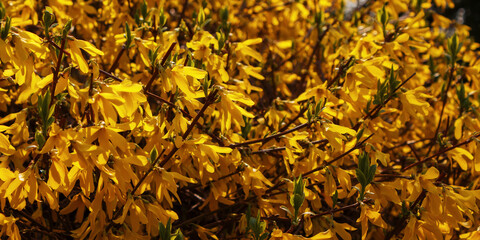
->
[0, 0, 479, 239]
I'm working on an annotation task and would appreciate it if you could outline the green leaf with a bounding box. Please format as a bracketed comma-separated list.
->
[245, 205, 252, 233]
[259, 232, 269, 240]
[447, 34, 459, 65]
[292, 193, 305, 211]
[158, 218, 172, 240]
[401, 201, 409, 218]
[46, 117, 55, 129]
[197, 8, 205, 26]
[332, 190, 338, 208]
[367, 164, 377, 184]
[355, 168, 367, 187]
[0, 3, 5, 20]
[220, 7, 229, 23]
[358, 152, 369, 175]
[150, 146, 158, 162]
[124, 22, 132, 49]
[158, 8, 167, 27]
[365, 99, 372, 114]
[42, 7, 55, 38]
[280, 205, 292, 217]
[141, 0, 148, 20]
[174, 230, 184, 240]
[1, 16, 10, 40]
[62, 19, 72, 38]
[35, 130, 45, 149]
[356, 128, 364, 142]
[293, 174, 305, 196]
[44, 91, 51, 112]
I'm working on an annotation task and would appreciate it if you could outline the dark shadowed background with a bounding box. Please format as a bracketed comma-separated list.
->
[446, 0, 480, 41]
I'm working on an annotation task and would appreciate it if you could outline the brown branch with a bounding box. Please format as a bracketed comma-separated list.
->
[178, 0, 189, 26]
[145, 91, 191, 117]
[47, 39, 71, 57]
[426, 66, 456, 156]
[408, 143, 421, 162]
[385, 172, 445, 239]
[145, 69, 159, 92]
[251, 146, 287, 154]
[353, 73, 416, 131]
[161, 42, 177, 66]
[385, 190, 426, 239]
[311, 198, 374, 219]
[383, 138, 431, 152]
[228, 122, 311, 148]
[374, 174, 413, 180]
[108, 47, 126, 73]
[145, 91, 225, 146]
[49, 36, 67, 105]
[13, 210, 51, 233]
[302, 133, 374, 177]
[295, 21, 334, 95]
[173, 201, 244, 229]
[81, 73, 96, 125]
[264, 134, 373, 196]
[279, 107, 308, 132]
[159, 88, 218, 167]
[145, 42, 177, 90]
[99, 69, 123, 82]
[326, 56, 353, 88]
[402, 132, 480, 171]
[105, 89, 218, 232]
[251, 139, 328, 155]
[12, 209, 69, 239]
[182, 167, 244, 190]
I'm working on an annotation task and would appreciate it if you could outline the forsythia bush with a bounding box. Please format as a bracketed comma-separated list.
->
[1, 0, 480, 239]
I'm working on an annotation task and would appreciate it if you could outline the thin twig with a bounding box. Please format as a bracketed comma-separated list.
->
[145, 42, 177, 90]
[294, 21, 334, 96]
[146, 90, 224, 145]
[159, 89, 218, 167]
[47, 39, 71, 57]
[12, 209, 70, 239]
[311, 198, 374, 219]
[279, 107, 308, 132]
[353, 73, 416, 131]
[326, 56, 353, 88]
[383, 138, 431, 152]
[264, 134, 373, 196]
[374, 174, 413, 180]
[182, 167, 244, 190]
[408, 143, 421, 162]
[385, 173, 445, 239]
[178, 0, 189, 26]
[384, 190, 426, 239]
[173, 199, 245, 228]
[145, 91, 191, 117]
[228, 122, 311, 148]
[13, 210, 51, 234]
[49, 36, 67, 105]
[108, 47, 126, 73]
[402, 132, 480, 171]
[251, 139, 328, 155]
[105, 89, 218, 232]
[426, 66, 456, 156]
[303, 133, 374, 177]
[99, 69, 123, 82]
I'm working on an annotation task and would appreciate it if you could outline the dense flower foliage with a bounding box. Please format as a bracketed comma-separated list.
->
[0, 0, 479, 239]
